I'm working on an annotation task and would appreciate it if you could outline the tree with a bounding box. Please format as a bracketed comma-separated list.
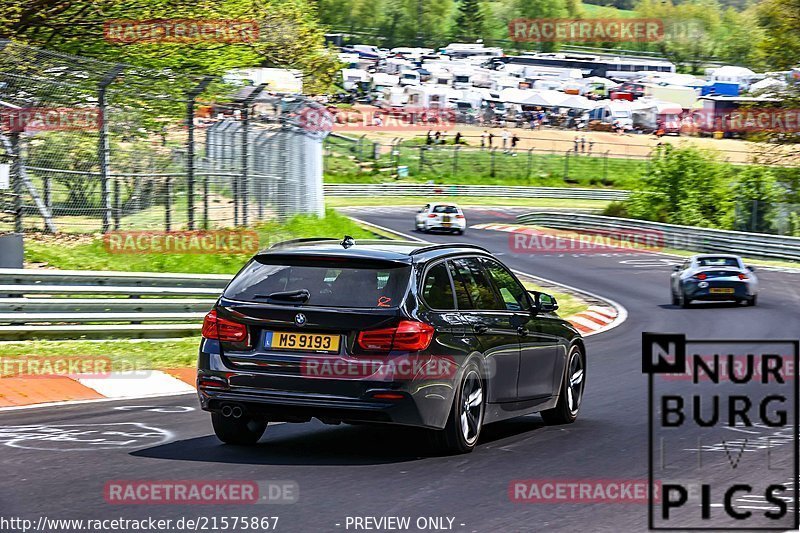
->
[0, 0, 340, 93]
[453, 0, 485, 41]
[623, 144, 730, 228]
[731, 166, 782, 233]
[752, 0, 800, 70]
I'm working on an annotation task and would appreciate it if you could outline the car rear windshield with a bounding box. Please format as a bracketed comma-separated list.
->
[432, 205, 459, 214]
[224, 257, 411, 308]
[697, 257, 740, 267]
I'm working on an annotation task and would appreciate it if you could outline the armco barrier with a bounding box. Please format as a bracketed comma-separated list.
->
[325, 183, 630, 200]
[0, 269, 229, 340]
[515, 212, 800, 262]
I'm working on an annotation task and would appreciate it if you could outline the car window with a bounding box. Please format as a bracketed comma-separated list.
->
[480, 258, 530, 311]
[432, 205, 459, 214]
[448, 257, 503, 310]
[696, 257, 741, 267]
[421, 262, 456, 310]
[224, 257, 411, 308]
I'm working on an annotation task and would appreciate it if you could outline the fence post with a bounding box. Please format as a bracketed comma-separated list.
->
[185, 76, 213, 231]
[113, 178, 120, 230]
[490, 149, 496, 178]
[239, 83, 267, 227]
[9, 131, 22, 233]
[165, 177, 172, 232]
[526, 148, 533, 179]
[97, 65, 124, 234]
[43, 174, 51, 213]
[563, 150, 570, 179]
[203, 175, 210, 230]
[604, 151, 609, 181]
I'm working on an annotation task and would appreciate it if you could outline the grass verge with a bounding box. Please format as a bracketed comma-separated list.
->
[25, 209, 376, 273]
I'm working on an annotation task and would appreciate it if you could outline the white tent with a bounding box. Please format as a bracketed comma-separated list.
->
[558, 94, 599, 110]
[499, 89, 569, 106]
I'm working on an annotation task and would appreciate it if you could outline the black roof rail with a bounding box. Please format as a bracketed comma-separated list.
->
[409, 243, 491, 256]
[267, 237, 338, 250]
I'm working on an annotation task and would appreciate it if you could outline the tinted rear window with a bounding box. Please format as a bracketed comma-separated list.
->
[225, 258, 411, 308]
[433, 205, 459, 214]
[697, 257, 740, 267]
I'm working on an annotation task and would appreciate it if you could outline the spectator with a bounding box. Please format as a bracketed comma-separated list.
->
[574, 136, 580, 152]
[426, 131, 433, 145]
[580, 135, 586, 153]
[511, 133, 519, 154]
[454, 131, 462, 145]
[502, 129, 510, 151]
[481, 130, 488, 147]
[588, 139, 594, 155]
[488, 132, 494, 148]
[434, 130, 441, 144]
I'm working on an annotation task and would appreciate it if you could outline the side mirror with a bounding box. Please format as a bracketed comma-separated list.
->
[673, 265, 681, 271]
[747, 265, 755, 272]
[528, 290, 558, 313]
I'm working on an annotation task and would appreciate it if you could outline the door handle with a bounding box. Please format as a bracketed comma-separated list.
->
[474, 323, 488, 334]
[517, 326, 529, 337]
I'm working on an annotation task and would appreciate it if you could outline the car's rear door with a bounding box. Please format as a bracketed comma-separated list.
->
[479, 258, 560, 400]
[448, 257, 520, 403]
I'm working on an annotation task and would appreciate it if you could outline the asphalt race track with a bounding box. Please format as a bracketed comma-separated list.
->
[3, 206, 800, 532]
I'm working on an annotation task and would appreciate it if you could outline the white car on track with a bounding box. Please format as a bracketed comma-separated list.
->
[415, 203, 467, 235]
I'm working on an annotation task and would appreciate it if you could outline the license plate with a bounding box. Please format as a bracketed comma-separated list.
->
[443, 215, 451, 222]
[264, 331, 340, 353]
[709, 288, 734, 294]
[442, 222, 452, 227]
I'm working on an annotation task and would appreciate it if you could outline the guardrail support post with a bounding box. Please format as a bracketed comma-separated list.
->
[490, 149, 496, 178]
[526, 148, 533, 179]
[113, 178, 120, 230]
[10, 131, 22, 233]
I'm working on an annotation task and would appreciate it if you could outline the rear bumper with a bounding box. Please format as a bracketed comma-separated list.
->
[197, 348, 457, 429]
[684, 281, 753, 301]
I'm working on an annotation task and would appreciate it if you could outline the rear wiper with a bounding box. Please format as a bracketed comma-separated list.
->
[254, 289, 310, 302]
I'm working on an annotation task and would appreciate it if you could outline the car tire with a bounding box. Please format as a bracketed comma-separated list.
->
[541, 344, 585, 425]
[431, 360, 484, 454]
[671, 289, 679, 306]
[748, 295, 758, 306]
[211, 412, 267, 445]
[456, 229, 464, 235]
[679, 289, 691, 308]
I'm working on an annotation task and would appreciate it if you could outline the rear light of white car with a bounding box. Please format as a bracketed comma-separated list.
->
[738, 273, 748, 280]
[693, 273, 707, 280]
[357, 320, 435, 352]
[456, 214, 465, 219]
[427, 214, 437, 218]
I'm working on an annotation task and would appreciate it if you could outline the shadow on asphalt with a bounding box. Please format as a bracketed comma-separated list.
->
[131, 416, 547, 465]
[657, 302, 750, 310]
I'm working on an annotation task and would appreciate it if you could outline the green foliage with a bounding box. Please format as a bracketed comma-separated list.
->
[623, 144, 730, 228]
[730, 165, 782, 232]
[454, 0, 486, 41]
[0, 0, 340, 93]
[752, 0, 800, 70]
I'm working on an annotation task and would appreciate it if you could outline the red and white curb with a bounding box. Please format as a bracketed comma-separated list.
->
[567, 305, 619, 336]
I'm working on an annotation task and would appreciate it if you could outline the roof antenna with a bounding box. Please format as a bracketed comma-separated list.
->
[341, 235, 355, 249]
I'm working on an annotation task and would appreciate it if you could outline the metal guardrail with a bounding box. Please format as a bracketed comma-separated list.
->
[325, 183, 630, 200]
[0, 269, 231, 339]
[515, 212, 800, 262]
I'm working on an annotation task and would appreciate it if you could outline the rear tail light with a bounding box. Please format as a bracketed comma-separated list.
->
[456, 214, 465, 219]
[694, 273, 707, 280]
[428, 214, 437, 218]
[357, 320, 435, 352]
[198, 377, 229, 390]
[738, 273, 748, 280]
[202, 309, 249, 342]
